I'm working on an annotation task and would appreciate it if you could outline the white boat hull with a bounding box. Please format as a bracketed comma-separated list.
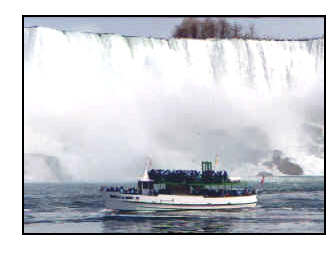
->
[102, 192, 257, 212]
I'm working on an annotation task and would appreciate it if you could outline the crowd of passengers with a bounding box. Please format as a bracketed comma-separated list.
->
[100, 185, 256, 196]
[148, 169, 230, 183]
[100, 186, 139, 194]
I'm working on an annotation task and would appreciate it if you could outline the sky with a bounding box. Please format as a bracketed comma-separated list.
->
[24, 16, 324, 39]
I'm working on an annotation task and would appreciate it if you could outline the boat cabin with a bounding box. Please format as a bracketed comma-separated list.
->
[138, 169, 154, 195]
[135, 160, 252, 196]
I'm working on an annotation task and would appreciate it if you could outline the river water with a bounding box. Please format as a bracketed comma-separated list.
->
[24, 176, 324, 233]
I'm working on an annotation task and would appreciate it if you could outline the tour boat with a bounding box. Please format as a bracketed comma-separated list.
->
[100, 161, 257, 212]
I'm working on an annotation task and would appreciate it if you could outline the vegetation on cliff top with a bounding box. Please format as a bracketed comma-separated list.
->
[172, 17, 323, 41]
[172, 18, 256, 40]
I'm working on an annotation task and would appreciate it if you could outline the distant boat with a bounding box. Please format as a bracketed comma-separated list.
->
[101, 161, 257, 212]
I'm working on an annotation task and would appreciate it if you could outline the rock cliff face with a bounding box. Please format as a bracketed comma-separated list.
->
[24, 153, 71, 182]
[263, 150, 304, 175]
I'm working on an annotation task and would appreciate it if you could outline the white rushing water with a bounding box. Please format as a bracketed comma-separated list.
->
[24, 27, 324, 182]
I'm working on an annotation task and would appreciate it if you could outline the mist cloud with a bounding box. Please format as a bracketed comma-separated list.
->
[24, 27, 324, 182]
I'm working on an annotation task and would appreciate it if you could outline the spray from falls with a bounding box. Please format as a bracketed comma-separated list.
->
[24, 27, 324, 182]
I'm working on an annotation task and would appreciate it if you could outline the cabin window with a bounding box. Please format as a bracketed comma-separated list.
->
[141, 181, 154, 190]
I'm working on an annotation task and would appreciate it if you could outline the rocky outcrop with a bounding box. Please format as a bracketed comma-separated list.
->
[256, 171, 273, 177]
[263, 150, 303, 175]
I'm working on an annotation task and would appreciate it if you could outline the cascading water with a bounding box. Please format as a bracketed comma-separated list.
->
[24, 27, 324, 182]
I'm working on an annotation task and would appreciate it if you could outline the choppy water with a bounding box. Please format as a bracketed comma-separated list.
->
[24, 176, 324, 233]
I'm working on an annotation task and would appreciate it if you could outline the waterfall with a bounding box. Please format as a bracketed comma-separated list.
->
[24, 27, 324, 182]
